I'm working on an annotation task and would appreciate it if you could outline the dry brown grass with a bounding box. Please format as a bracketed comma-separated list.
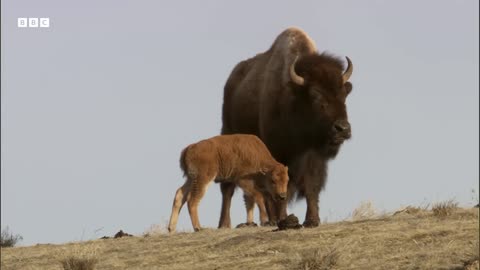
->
[60, 257, 97, 270]
[57, 243, 99, 270]
[1, 207, 478, 270]
[143, 223, 168, 238]
[291, 248, 340, 270]
[350, 200, 377, 221]
[393, 204, 430, 216]
[461, 240, 480, 270]
[432, 199, 459, 217]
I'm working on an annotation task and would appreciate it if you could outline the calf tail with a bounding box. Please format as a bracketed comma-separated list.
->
[179, 146, 189, 178]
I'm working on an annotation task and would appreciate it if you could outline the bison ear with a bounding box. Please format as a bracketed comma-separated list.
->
[344, 82, 353, 96]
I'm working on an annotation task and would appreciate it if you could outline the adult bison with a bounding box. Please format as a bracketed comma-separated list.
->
[218, 27, 354, 228]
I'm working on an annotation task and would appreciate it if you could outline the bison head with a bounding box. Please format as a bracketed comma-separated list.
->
[266, 164, 289, 201]
[288, 53, 353, 156]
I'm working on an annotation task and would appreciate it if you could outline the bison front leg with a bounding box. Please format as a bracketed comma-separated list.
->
[218, 182, 236, 228]
[264, 196, 278, 226]
[303, 174, 322, 227]
[276, 198, 288, 221]
[265, 181, 293, 225]
[303, 193, 320, 227]
[298, 153, 326, 228]
[265, 195, 288, 224]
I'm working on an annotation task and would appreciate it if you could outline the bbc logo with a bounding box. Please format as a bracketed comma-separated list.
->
[18, 18, 50, 28]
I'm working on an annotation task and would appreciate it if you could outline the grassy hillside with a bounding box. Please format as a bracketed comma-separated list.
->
[1, 206, 478, 270]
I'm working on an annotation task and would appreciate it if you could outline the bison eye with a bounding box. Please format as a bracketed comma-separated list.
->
[315, 98, 328, 109]
[313, 95, 323, 104]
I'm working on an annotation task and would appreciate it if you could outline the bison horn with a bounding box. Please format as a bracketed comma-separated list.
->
[290, 55, 305, 86]
[342, 56, 353, 83]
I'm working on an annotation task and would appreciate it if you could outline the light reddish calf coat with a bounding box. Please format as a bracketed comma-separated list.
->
[168, 134, 289, 232]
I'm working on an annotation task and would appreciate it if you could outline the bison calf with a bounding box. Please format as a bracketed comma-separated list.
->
[168, 134, 289, 233]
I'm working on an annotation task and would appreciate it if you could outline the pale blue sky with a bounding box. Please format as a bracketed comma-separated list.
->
[1, 0, 478, 246]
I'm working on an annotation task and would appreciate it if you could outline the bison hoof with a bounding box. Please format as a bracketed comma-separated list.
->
[303, 219, 320, 228]
[194, 227, 203, 232]
[261, 221, 277, 227]
[236, 222, 258, 228]
[218, 222, 231, 229]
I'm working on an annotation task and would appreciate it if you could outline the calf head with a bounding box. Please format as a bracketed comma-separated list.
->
[289, 53, 354, 156]
[265, 164, 289, 201]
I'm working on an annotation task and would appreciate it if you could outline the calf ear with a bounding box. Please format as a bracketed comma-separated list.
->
[344, 82, 353, 95]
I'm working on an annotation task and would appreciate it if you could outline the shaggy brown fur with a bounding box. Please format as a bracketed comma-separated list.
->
[168, 134, 289, 233]
[219, 27, 354, 228]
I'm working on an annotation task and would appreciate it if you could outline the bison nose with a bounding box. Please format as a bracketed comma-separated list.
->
[334, 120, 351, 134]
[278, 193, 287, 200]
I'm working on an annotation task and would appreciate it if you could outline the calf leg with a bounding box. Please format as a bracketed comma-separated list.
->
[168, 182, 191, 233]
[252, 192, 269, 226]
[237, 178, 268, 226]
[187, 175, 211, 232]
[243, 194, 255, 224]
[218, 182, 236, 228]
[242, 192, 269, 225]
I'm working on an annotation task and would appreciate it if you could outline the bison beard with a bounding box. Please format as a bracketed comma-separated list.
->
[218, 27, 354, 228]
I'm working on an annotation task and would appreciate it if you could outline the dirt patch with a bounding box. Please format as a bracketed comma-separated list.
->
[464, 259, 479, 270]
[236, 222, 258, 228]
